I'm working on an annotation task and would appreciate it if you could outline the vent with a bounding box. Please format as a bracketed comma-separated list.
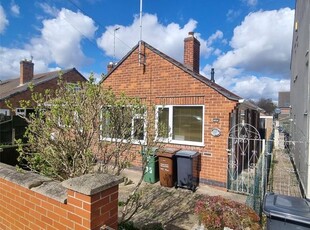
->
[202, 152, 212, 157]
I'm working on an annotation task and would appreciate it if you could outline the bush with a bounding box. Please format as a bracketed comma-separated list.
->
[195, 196, 260, 230]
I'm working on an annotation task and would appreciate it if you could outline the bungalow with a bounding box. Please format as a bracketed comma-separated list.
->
[0, 60, 87, 145]
[0, 60, 87, 116]
[101, 32, 262, 189]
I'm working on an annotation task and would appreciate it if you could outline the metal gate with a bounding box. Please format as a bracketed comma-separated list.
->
[227, 122, 263, 195]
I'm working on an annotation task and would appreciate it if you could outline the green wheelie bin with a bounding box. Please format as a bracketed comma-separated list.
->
[142, 147, 159, 183]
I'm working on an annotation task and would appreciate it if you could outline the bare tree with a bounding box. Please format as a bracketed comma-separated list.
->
[12, 74, 167, 222]
[255, 98, 277, 115]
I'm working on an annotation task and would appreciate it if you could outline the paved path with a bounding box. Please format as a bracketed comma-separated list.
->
[271, 133, 303, 197]
[118, 168, 247, 230]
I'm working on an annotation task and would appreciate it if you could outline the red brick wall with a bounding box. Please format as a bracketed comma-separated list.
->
[102, 43, 238, 187]
[0, 69, 86, 110]
[0, 173, 119, 230]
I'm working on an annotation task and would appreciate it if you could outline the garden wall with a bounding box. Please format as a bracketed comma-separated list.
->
[0, 163, 123, 230]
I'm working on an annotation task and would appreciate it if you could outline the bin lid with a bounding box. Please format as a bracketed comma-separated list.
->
[176, 150, 199, 158]
[263, 193, 310, 225]
[157, 148, 180, 157]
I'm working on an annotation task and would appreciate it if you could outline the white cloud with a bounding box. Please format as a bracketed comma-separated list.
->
[214, 8, 294, 77]
[0, 47, 31, 78]
[38, 8, 97, 67]
[202, 8, 294, 101]
[202, 65, 289, 101]
[97, 13, 220, 63]
[0, 8, 97, 80]
[231, 76, 290, 100]
[207, 30, 223, 46]
[0, 5, 9, 34]
[10, 2, 20, 16]
[242, 0, 258, 7]
[226, 9, 241, 22]
[213, 48, 222, 56]
[37, 2, 59, 17]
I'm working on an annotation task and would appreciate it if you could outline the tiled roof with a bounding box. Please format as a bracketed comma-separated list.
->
[0, 68, 83, 101]
[102, 41, 242, 101]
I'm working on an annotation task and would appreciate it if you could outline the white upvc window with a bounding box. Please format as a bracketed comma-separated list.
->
[15, 108, 26, 116]
[156, 105, 204, 146]
[100, 106, 146, 144]
[0, 109, 10, 116]
[66, 83, 81, 92]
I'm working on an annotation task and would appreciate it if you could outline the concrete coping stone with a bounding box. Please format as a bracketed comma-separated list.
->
[62, 173, 124, 196]
[32, 181, 67, 203]
[0, 163, 53, 189]
[0, 163, 67, 203]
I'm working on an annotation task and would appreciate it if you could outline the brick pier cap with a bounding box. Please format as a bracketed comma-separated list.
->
[62, 173, 124, 195]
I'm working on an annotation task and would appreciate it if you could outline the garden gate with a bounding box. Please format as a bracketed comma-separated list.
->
[227, 121, 265, 196]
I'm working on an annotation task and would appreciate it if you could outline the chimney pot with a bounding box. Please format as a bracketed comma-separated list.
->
[20, 60, 34, 85]
[184, 32, 200, 73]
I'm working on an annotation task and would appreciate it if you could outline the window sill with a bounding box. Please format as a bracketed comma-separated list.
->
[156, 138, 205, 147]
[100, 137, 146, 145]
[171, 140, 205, 147]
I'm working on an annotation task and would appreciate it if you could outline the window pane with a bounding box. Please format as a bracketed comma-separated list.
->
[173, 107, 202, 142]
[101, 107, 111, 138]
[102, 107, 132, 139]
[158, 108, 169, 138]
[119, 107, 132, 139]
[133, 118, 144, 140]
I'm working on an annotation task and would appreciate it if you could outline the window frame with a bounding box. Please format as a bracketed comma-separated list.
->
[66, 83, 81, 92]
[100, 106, 147, 145]
[15, 108, 26, 116]
[155, 105, 204, 146]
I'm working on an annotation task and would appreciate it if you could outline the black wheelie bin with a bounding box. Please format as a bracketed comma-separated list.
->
[175, 150, 200, 191]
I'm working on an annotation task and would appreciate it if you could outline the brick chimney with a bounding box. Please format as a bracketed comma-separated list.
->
[184, 32, 200, 73]
[20, 60, 34, 85]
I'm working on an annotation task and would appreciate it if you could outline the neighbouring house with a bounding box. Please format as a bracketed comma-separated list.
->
[101, 32, 263, 189]
[0, 60, 87, 115]
[290, 0, 310, 198]
[278, 91, 290, 120]
[0, 60, 87, 144]
[259, 113, 273, 140]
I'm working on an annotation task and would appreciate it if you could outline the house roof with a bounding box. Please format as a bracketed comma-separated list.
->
[101, 41, 242, 101]
[0, 68, 86, 102]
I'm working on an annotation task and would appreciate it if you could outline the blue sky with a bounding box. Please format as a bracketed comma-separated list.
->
[0, 0, 295, 101]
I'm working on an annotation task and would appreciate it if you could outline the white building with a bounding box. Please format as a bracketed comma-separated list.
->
[290, 0, 310, 198]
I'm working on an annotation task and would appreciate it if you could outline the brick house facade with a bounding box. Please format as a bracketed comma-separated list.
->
[0, 60, 87, 114]
[101, 33, 260, 188]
